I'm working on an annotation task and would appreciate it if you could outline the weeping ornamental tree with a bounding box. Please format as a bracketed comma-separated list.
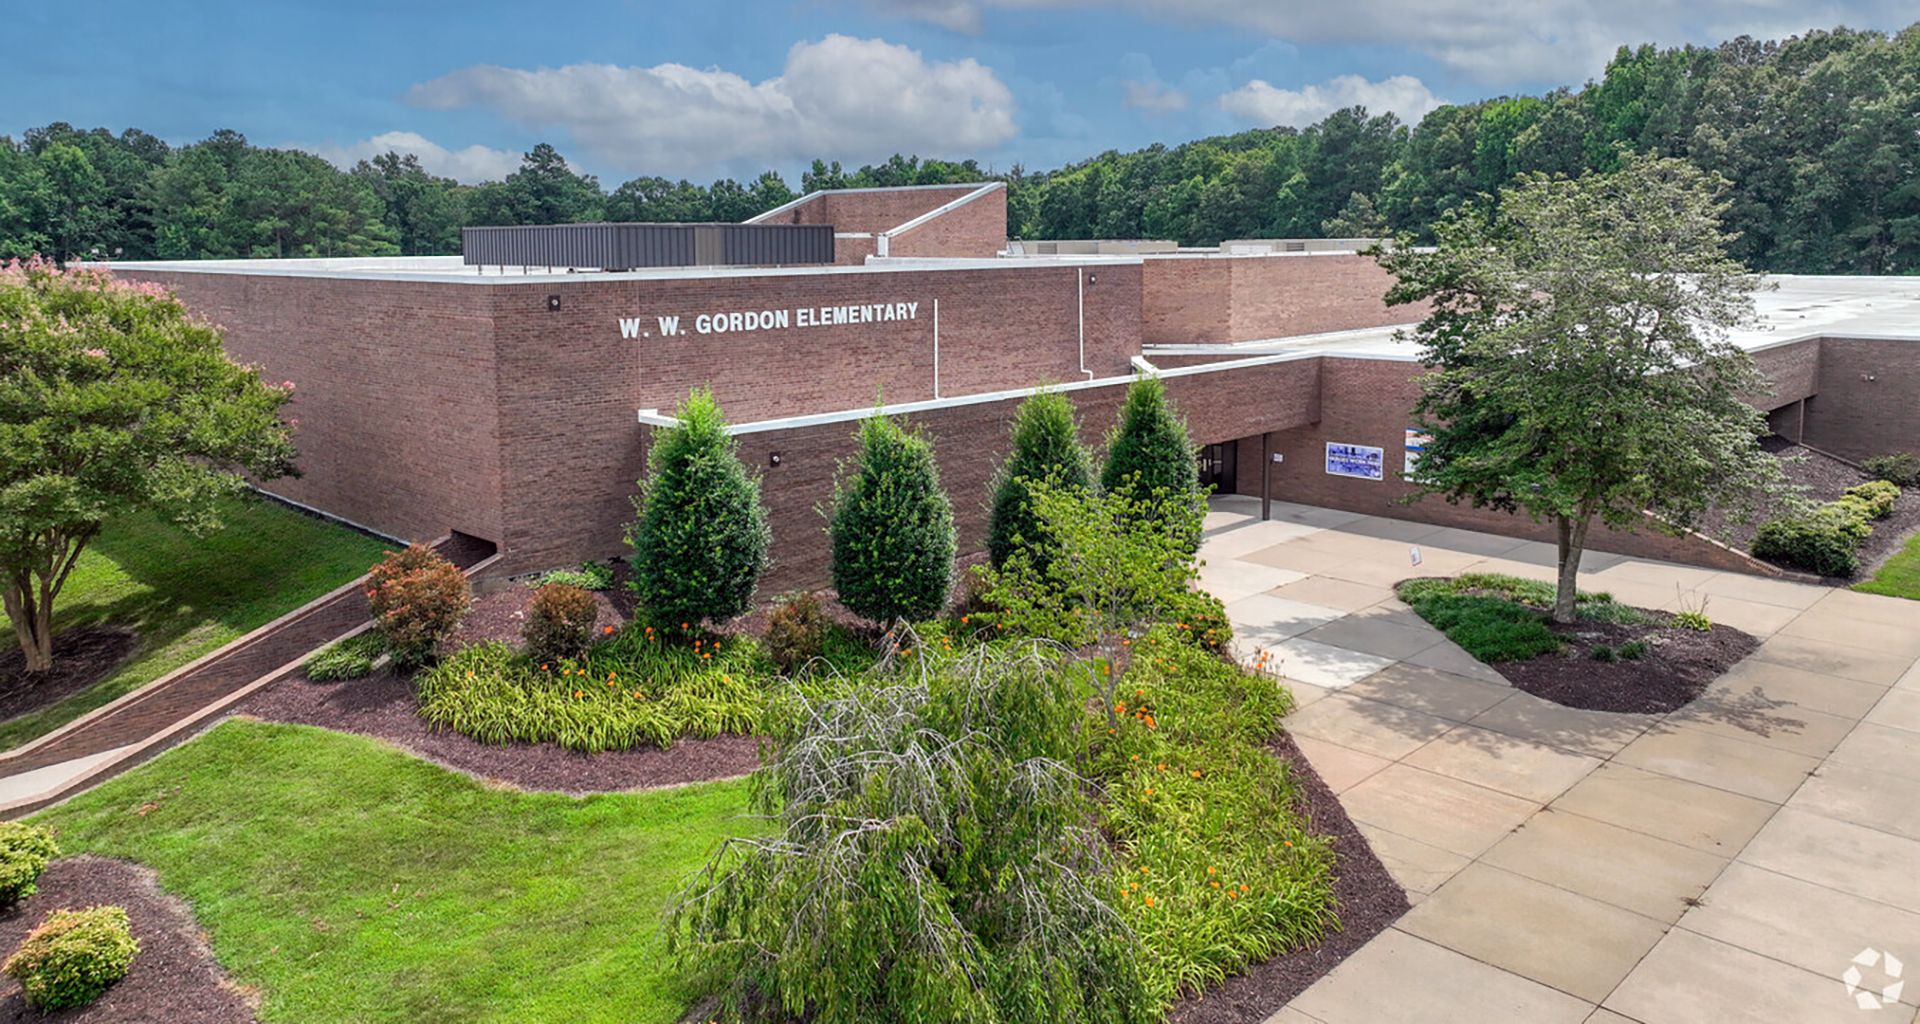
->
[1377, 153, 1782, 623]
[627, 388, 770, 630]
[986, 389, 1093, 572]
[828, 412, 955, 625]
[0, 258, 297, 672]
[1100, 376, 1204, 555]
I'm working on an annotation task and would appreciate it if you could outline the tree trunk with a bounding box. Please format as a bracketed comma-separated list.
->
[1552, 514, 1590, 624]
[3, 582, 53, 673]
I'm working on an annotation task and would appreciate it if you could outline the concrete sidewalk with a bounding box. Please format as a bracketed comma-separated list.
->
[1198, 497, 1920, 1024]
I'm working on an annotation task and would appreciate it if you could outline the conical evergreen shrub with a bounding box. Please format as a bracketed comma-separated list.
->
[627, 388, 771, 630]
[1100, 375, 1204, 553]
[828, 413, 956, 624]
[987, 390, 1093, 571]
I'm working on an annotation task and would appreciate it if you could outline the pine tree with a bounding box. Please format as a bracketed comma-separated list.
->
[1100, 376, 1203, 553]
[987, 390, 1093, 571]
[829, 413, 956, 624]
[627, 388, 770, 630]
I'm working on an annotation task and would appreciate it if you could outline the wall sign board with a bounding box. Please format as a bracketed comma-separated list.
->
[1325, 442, 1385, 480]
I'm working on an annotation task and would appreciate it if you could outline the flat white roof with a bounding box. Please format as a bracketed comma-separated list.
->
[1142, 274, 1920, 358]
[91, 252, 1138, 284]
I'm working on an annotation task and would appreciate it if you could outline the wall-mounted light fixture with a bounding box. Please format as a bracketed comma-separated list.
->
[546, 294, 562, 312]
[769, 452, 784, 467]
[1087, 273, 1097, 286]
[1862, 373, 1878, 382]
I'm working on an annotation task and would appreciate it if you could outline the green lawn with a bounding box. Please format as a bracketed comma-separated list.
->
[0, 494, 392, 751]
[33, 719, 753, 1023]
[1855, 529, 1920, 601]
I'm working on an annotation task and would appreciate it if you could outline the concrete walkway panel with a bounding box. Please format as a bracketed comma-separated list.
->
[1863, 687, 1920, 733]
[1399, 862, 1669, 1003]
[1826, 721, 1920, 776]
[1737, 807, 1920, 914]
[1611, 724, 1822, 803]
[1287, 735, 1392, 794]
[1264, 638, 1398, 689]
[1399, 638, 1511, 686]
[1340, 663, 1513, 723]
[1268, 576, 1398, 613]
[1400, 724, 1601, 804]
[1660, 697, 1860, 760]
[1286, 929, 1594, 1024]
[1550, 763, 1777, 854]
[1704, 659, 1890, 720]
[1466, 692, 1657, 758]
[1480, 810, 1729, 923]
[1807, 587, 1920, 628]
[1199, 560, 1308, 603]
[1339, 763, 1541, 859]
[1777, 608, 1920, 658]
[1791, 761, 1920, 843]
[1283, 693, 1454, 760]
[1657, 592, 1802, 636]
[1224, 593, 1342, 644]
[1754, 633, 1918, 686]
[1416, 526, 1531, 558]
[1606, 927, 1881, 1024]
[1293, 617, 1445, 661]
[1352, 822, 1473, 897]
[1693, 571, 1830, 609]
[1242, 543, 1354, 577]
[1676, 860, 1920, 1008]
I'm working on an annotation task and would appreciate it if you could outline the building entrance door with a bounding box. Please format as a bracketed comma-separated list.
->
[1199, 441, 1238, 496]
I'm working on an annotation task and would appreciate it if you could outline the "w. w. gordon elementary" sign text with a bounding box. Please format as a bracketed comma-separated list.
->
[619, 301, 923, 339]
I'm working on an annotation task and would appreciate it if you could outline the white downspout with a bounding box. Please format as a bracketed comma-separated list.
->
[933, 299, 941, 398]
[1077, 269, 1094, 380]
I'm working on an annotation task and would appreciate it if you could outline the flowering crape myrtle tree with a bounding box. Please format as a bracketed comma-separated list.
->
[1377, 154, 1782, 622]
[0, 258, 296, 671]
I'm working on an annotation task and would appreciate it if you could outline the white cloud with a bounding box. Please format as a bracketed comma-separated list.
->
[1219, 74, 1444, 127]
[406, 35, 1018, 176]
[1121, 79, 1188, 112]
[882, 0, 1910, 83]
[301, 131, 524, 183]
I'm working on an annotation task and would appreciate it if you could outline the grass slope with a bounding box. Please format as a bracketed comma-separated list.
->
[33, 719, 752, 1023]
[0, 494, 391, 751]
[1855, 529, 1920, 601]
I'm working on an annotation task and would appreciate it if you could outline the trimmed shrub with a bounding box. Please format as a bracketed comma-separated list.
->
[303, 632, 384, 681]
[2, 905, 138, 1011]
[629, 389, 771, 632]
[1752, 504, 1869, 577]
[1400, 591, 1563, 662]
[1101, 376, 1204, 555]
[0, 823, 59, 907]
[1862, 452, 1920, 488]
[1844, 480, 1900, 519]
[1164, 587, 1232, 654]
[764, 591, 830, 674]
[1619, 640, 1647, 660]
[828, 413, 956, 625]
[987, 390, 1094, 572]
[522, 583, 599, 664]
[538, 561, 615, 591]
[1592, 645, 1617, 663]
[365, 544, 471, 666]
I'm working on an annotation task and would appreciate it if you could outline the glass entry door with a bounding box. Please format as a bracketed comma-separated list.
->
[1199, 441, 1238, 496]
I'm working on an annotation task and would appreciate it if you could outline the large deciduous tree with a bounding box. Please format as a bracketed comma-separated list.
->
[1378, 153, 1781, 622]
[0, 259, 297, 670]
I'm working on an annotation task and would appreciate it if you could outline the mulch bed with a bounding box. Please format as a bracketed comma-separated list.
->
[1700, 438, 1920, 579]
[0, 627, 138, 725]
[1168, 732, 1409, 1023]
[0, 855, 255, 1023]
[235, 669, 761, 795]
[1494, 616, 1761, 715]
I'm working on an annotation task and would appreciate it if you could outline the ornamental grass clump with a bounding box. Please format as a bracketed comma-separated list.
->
[417, 625, 771, 752]
[628, 388, 770, 632]
[2, 905, 138, 1011]
[670, 640, 1155, 1024]
[0, 823, 59, 907]
[302, 631, 384, 682]
[365, 544, 470, 666]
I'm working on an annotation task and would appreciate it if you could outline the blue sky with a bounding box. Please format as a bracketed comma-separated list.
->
[7, 1, 1914, 184]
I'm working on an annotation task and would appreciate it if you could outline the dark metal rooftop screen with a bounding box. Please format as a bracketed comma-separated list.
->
[461, 223, 835, 271]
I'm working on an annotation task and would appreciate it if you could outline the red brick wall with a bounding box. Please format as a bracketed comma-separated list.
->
[1802, 337, 1920, 461]
[833, 235, 878, 265]
[757, 186, 984, 234]
[1142, 254, 1423, 345]
[1748, 340, 1820, 410]
[1233, 357, 1781, 574]
[888, 188, 1006, 259]
[114, 269, 506, 548]
[734, 359, 1325, 592]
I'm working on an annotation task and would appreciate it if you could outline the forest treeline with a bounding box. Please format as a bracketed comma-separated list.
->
[3, 23, 1915, 274]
